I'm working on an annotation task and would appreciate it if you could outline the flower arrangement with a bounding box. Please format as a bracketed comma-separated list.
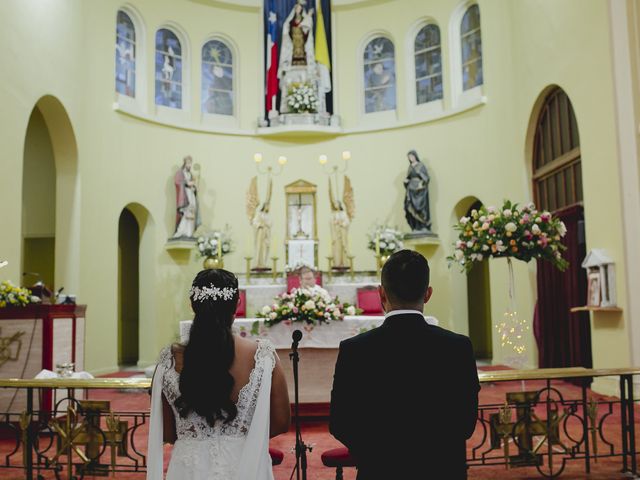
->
[286, 82, 319, 114]
[0, 281, 33, 308]
[367, 225, 404, 257]
[196, 231, 232, 258]
[255, 288, 361, 329]
[447, 200, 568, 272]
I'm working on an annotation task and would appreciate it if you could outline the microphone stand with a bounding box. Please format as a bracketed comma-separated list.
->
[290, 330, 311, 480]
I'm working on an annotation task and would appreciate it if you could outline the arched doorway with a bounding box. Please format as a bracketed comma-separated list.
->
[529, 87, 592, 370]
[118, 208, 140, 365]
[465, 200, 492, 361]
[22, 107, 56, 288]
[21, 96, 79, 293]
[117, 203, 155, 367]
[452, 196, 492, 360]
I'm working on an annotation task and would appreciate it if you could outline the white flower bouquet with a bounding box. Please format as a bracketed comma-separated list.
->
[196, 230, 233, 258]
[286, 82, 319, 114]
[447, 200, 568, 272]
[255, 288, 361, 330]
[367, 225, 404, 256]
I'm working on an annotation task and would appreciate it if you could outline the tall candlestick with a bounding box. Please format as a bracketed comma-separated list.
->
[217, 238, 222, 260]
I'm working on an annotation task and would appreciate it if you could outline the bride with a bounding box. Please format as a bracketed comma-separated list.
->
[148, 269, 291, 479]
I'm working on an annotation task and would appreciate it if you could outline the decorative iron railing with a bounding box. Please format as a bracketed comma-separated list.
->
[0, 369, 637, 479]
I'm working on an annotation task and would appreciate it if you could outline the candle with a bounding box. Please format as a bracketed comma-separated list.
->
[244, 234, 252, 257]
[217, 238, 222, 259]
[271, 234, 279, 257]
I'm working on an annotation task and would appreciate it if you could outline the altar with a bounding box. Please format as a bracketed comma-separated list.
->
[180, 314, 437, 403]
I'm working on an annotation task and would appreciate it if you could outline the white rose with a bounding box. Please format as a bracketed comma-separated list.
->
[388, 243, 395, 250]
[532, 224, 541, 235]
[482, 245, 489, 251]
[460, 217, 470, 225]
[454, 250, 464, 260]
[503, 209, 513, 218]
[262, 305, 272, 315]
[466, 241, 474, 248]
[304, 300, 316, 310]
[505, 222, 517, 233]
[346, 306, 356, 316]
[269, 312, 277, 320]
[332, 308, 341, 317]
[557, 221, 567, 237]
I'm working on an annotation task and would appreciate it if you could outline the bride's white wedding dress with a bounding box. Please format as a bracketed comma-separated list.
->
[147, 339, 276, 480]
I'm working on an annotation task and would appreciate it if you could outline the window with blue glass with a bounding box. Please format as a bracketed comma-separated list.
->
[155, 29, 183, 109]
[201, 40, 233, 116]
[461, 4, 483, 91]
[115, 11, 136, 97]
[414, 24, 442, 104]
[363, 37, 396, 113]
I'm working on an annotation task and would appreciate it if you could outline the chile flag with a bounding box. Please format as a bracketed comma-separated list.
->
[265, 0, 279, 113]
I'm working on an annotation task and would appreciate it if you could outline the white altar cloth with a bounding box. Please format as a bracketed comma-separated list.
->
[180, 315, 438, 349]
[180, 316, 384, 348]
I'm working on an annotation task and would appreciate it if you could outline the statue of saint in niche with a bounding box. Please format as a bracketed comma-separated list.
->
[172, 156, 201, 239]
[403, 150, 432, 232]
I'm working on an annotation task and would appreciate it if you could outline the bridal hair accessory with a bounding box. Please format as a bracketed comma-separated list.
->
[189, 285, 237, 302]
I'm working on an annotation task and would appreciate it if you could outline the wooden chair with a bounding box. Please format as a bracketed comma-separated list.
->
[321, 447, 357, 480]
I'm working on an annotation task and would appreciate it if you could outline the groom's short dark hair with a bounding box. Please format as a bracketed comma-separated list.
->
[381, 250, 430, 303]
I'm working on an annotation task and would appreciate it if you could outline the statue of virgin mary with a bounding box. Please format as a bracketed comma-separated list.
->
[278, 1, 315, 77]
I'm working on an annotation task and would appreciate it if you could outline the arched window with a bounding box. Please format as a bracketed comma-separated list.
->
[460, 4, 483, 91]
[115, 10, 136, 97]
[201, 40, 234, 116]
[155, 28, 183, 109]
[414, 24, 442, 104]
[363, 37, 396, 113]
[533, 88, 582, 212]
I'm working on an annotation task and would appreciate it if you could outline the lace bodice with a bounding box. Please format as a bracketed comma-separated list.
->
[160, 339, 276, 441]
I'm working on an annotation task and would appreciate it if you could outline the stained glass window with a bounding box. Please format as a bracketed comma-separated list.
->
[533, 88, 582, 212]
[363, 37, 396, 113]
[202, 40, 233, 116]
[155, 29, 183, 109]
[461, 4, 483, 91]
[414, 24, 442, 104]
[115, 11, 136, 97]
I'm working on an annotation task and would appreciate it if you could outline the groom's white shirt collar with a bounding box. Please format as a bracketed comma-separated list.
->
[384, 309, 439, 326]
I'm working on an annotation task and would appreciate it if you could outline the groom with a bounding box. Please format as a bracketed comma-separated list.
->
[330, 250, 480, 479]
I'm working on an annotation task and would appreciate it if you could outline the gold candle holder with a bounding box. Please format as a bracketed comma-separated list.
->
[375, 255, 382, 277]
[271, 257, 279, 282]
[244, 257, 253, 284]
[348, 255, 355, 282]
[326, 256, 334, 282]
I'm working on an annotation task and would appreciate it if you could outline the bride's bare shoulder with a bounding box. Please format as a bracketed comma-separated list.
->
[234, 335, 260, 354]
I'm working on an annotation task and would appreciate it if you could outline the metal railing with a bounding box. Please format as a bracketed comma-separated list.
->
[0, 368, 637, 479]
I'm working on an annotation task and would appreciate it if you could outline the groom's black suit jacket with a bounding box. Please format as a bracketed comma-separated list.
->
[330, 312, 480, 479]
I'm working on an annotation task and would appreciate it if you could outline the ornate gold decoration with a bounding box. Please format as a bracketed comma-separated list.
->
[587, 397, 599, 461]
[0, 329, 25, 368]
[490, 391, 569, 468]
[203, 256, 223, 269]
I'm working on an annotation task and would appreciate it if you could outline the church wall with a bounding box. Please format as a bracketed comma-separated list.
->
[0, 0, 633, 378]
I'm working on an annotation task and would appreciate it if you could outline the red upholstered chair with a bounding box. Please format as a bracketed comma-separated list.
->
[235, 289, 246, 318]
[286, 272, 323, 292]
[321, 447, 357, 480]
[269, 447, 284, 466]
[357, 286, 383, 315]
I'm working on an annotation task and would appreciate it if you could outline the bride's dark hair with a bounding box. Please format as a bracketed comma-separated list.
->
[175, 269, 240, 425]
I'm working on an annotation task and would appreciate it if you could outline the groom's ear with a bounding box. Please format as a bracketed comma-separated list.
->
[378, 285, 388, 310]
[424, 286, 433, 305]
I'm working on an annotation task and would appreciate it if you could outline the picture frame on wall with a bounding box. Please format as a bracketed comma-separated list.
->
[587, 271, 601, 307]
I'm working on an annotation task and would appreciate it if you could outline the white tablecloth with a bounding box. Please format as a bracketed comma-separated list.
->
[180, 315, 438, 349]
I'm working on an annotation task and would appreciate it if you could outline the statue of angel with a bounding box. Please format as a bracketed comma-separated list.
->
[247, 176, 273, 270]
[329, 176, 355, 268]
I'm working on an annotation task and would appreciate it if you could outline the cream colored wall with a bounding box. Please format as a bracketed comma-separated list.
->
[0, 0, 633, 377]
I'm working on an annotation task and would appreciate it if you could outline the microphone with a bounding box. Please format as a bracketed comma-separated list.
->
[292, 329, 302, 350]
